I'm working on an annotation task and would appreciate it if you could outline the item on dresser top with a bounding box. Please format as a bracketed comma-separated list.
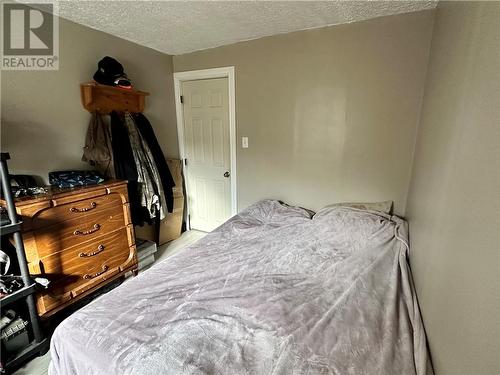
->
[4, 180, 137, 317]
[93, 56, 132, 89]
[135, 239, 157, 271]
[133, 113, 175, 213]
[9, 175, 38, 188]
[11, 186, 48, 198]
[48, 170, 105, 188]
[5, 174, 48, 198]
[82, 112, 115, 178]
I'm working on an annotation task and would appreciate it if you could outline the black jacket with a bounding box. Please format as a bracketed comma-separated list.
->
[133, 113, 175, 213]
[110, 111, 150, 225]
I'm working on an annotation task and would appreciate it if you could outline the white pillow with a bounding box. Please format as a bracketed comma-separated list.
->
[316, 201, 393, 215]
[237, 199, 313, 225]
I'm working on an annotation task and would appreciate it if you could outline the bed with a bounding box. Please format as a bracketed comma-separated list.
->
[49, 200, 433, 375]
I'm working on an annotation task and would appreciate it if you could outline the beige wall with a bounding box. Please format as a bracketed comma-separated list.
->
[1, 16, 178, 182]
[406, 2, 500, 375]
[174, 10, 435, 215]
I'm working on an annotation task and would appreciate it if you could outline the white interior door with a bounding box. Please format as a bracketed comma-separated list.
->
[181, 78, 231, 232]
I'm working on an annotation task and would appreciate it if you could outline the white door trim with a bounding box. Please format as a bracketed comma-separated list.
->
[173, 67, 237, 230]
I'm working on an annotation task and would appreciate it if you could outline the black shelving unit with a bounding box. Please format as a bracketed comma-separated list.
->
[0, 153, 47, 373]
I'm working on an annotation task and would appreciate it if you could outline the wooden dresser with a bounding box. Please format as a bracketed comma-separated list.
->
[4, 180, 137, 317]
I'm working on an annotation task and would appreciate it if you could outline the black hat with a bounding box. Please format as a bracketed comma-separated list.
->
[93, 56, 131, 88]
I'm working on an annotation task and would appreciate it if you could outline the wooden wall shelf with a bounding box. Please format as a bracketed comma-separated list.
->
[80, 82, 149, 114]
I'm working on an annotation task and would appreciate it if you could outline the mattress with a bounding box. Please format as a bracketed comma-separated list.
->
[49, 199, 433, 375]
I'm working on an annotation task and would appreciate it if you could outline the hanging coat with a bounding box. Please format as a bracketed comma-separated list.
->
[82, 112, 115, 178]
[110, 111, 150, 225]
[123, 112, 167, 221]
[133, 113, 175, 213]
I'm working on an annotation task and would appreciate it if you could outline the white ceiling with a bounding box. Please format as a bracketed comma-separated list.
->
[47, 1, 437, 55]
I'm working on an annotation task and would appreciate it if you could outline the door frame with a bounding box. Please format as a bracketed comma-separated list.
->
[173, 66, 237, 230]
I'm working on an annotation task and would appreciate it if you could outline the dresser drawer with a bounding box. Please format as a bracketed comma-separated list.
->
[4, 179, 138, 317]
[31, 193, 124, 230]
[28, 206, 127, 258]
[35, 227, 136, 315]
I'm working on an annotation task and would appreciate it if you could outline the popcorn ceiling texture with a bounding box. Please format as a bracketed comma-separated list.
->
[48, 1, 437, 55]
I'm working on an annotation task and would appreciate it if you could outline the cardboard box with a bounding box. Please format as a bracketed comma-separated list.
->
[135, 159, 184, 245]
[158, 201, 184, 244]
[166, 158, 183, 195]
[135, 196, 184, 244]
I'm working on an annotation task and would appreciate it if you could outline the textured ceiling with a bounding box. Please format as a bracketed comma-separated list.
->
[44, 1, 437, 55]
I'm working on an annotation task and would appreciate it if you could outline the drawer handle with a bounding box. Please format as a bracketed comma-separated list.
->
[70, 202, 97, 213]
[83, 265, 109, 280]
[74, 223, 100, 236]
[79, 244, 105, 258]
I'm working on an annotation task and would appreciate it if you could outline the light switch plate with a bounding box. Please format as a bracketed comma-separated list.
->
[242, 137, 249, 148]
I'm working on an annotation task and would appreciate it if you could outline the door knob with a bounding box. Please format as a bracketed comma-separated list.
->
[223, 171, 230, 178]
